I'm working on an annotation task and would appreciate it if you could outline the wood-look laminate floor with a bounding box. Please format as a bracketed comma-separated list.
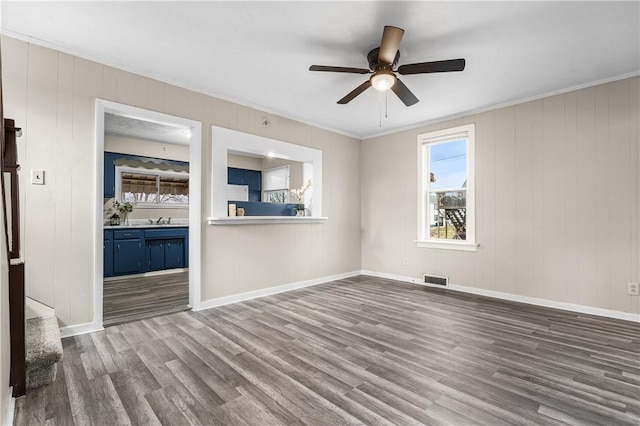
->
[103, 271, 190, 327]
[15, 275, 640, 425]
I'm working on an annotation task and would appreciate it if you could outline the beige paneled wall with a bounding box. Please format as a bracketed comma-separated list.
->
[362, 76, 640, 314]
[1, 35, 361, 326]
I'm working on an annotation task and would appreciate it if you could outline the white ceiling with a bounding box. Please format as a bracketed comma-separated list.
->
[105, 113, 191, 145]
[2, 2, 639, 139]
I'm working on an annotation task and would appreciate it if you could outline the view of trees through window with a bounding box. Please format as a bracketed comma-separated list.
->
[122, 171, 189, 205]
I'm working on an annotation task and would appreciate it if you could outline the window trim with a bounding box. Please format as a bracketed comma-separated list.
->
[115, 165, 189, 208]
[416, 123, 478, 251]
[262, 165, 290, 203]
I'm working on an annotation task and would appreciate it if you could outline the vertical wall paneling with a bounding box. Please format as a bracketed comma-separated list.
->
[576, 87, 599, 308]
[114, 69, 135, 106]
[542, 94, 566, 303]
[24, 44, 58, 306]
[608, 79, 632, 313]
[564, 91, 579, 304]
[481, 111, 496, 291]
[514, 102, 534, 298]
[494, 107, 516, 295]
[70, 56, 103, 325]
[361, 76, 639, 315]
[594, 83, 611, 310]
[630, 77, 640, 314]
[53, 52, 74, 323]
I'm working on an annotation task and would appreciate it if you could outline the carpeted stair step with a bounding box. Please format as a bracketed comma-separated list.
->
[25, 316, 63, 389]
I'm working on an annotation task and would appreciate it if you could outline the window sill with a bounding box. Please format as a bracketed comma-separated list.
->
[132, 204, 189, 209]
[415, 240, 479, 252]
[207, 216, 328, 225]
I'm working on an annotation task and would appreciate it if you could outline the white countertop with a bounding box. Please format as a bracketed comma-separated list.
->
[104, 219, 189, 229]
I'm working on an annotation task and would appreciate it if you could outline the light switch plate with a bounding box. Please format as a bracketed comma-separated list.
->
[31, 169, 45, 185]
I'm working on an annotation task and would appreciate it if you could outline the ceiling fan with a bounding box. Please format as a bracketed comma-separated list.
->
[309, 26, 465, 107]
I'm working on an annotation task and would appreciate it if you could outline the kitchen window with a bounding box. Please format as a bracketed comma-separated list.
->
[417, 124, 477, 251]
[116, 166, 189, 206]
[262, 165, 290, 203]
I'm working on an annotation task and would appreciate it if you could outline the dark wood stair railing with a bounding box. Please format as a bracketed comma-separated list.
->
[3, 119, 25, 397]
[1, 39, 27, 397]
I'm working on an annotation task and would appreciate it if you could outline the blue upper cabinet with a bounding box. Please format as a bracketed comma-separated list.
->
[104, 152, 117, 198]
[228, 167, 246, 185]
[245, 170, 262, 202]
[228, 167, 261, 201]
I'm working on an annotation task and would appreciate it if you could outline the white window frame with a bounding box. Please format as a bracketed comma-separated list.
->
[116, 166, 189, 208]
[262, 165, 290, 203]
[416, 123, 478, 251]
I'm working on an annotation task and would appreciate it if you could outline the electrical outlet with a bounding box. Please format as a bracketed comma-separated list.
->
[628, 282, 639, 296]
[31, 169, 44, 185]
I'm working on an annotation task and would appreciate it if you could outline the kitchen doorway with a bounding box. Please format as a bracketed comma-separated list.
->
[94, 100, 202, 328]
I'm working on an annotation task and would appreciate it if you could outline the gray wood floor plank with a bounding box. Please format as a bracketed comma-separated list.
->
[110, 371, 162, 426]
[103, 271, 189, 327]
[14, 275, 640, 426]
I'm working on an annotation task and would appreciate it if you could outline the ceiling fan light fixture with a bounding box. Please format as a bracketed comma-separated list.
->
[371, 72, 396, 91]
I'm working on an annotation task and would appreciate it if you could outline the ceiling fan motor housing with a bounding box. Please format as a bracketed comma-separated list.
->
[367, 47, 400, 71]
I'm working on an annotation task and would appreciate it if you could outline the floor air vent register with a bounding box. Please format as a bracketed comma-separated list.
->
[423, 274, 449, 286]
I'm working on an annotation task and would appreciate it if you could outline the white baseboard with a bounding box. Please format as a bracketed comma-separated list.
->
[361, 270, 640, 323]
[59, 321, 104, 338]
[3, 387, 15, 426]
[195, 270, 361, 311]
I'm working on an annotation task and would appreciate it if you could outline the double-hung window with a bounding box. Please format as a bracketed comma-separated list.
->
[417, 124, 477, 251]
[116, 166, 189, 207]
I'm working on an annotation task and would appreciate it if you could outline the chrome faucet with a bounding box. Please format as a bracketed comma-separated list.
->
[167, 217, 172, 224]
[148, 219, 153, 225]
[156, 217, 163, 224]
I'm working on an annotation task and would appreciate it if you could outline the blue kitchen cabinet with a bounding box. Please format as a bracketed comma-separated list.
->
[112, 229, 144, 275]
[228, 167, 246, 185]
[104, 152, 117, 198]
[144, 228, 188, 271]
[147, 240, 165, 271]
[164, 239, 184, 269]
[245, 170, 262, 202]
[105, 227, 188, 277]
[113, 239, 144, 275]
[228, 167, 262, 201]
[103, 230, 113, 277]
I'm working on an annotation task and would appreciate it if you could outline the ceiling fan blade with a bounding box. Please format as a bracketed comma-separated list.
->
[378, 26, 404, 64]
[337, 80, 372, 104]
[391, 78, 419, 106]
[309, 65, 371, 74]
[398, 58, 466, 75]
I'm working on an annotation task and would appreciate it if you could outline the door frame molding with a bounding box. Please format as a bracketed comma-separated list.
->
[93, 99, 202, 331]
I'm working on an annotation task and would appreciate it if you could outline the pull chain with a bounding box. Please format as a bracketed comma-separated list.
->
[385, 89, 389, 119]
[379, 90, 391, 127]
[379, 91, 383, 127]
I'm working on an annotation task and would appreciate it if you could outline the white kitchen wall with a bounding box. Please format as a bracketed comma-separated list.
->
[105, 135, 190, 162]
[1, 36, 361, 326]
[362, 76, 639, 315]
[227, 153, 262, 171]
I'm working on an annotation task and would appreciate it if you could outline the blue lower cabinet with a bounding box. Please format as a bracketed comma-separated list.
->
[147, 240, 165, 271]
[146, 238, 185, 270]
[113, 239, 144, 275]
[144, 228, 188, 271]
[105, 226, 188, 277]
[104, 231, 113, 277]
[164, 239, 184, 269]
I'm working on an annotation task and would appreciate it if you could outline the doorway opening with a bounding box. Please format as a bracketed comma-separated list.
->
[94, 100, 202, 328]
